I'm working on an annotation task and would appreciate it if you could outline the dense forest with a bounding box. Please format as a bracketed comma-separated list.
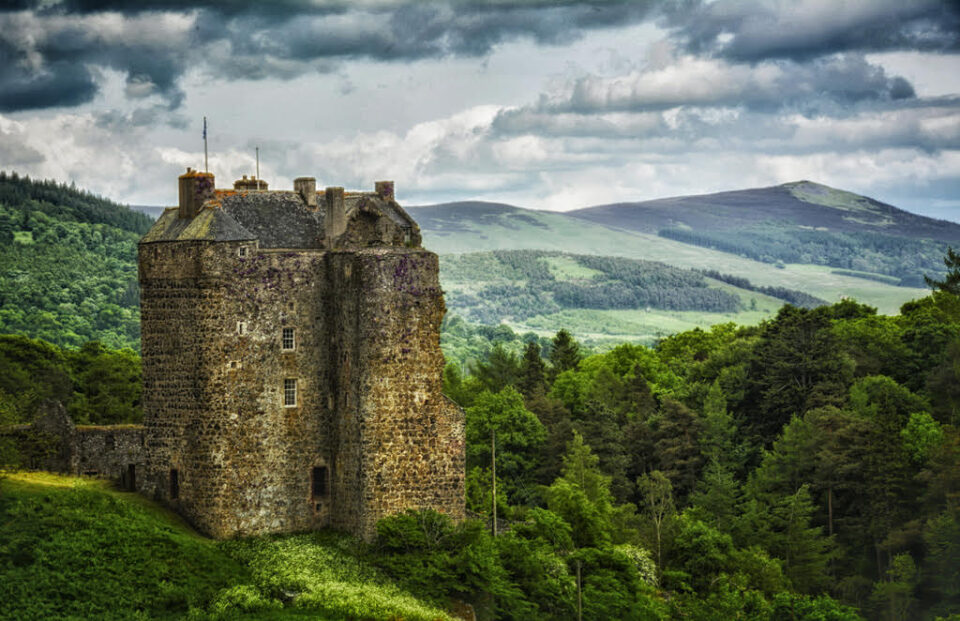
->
[660, 226, 947, 287]
[0, 172, 147, 349]
[0, 335, 141, 426]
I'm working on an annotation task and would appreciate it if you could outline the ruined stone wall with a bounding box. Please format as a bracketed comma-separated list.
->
[1, 400, 144, 486]
[73, 426, 144, 488]
[140, 240, 333, 538]
[328, 249, 465, 538]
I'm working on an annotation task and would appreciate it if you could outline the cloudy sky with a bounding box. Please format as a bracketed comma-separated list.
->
[1, 0, 959, 219]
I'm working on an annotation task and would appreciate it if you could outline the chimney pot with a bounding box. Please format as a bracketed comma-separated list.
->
[295, 177, 317, 208]
[178, 171, 215, 219]
[375, 180, 395, 201]
[325, 186, 346, 246]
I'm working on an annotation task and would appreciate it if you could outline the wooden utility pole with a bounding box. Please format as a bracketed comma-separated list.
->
[491, 428, 497, 537]
[576, 560, 582, 621]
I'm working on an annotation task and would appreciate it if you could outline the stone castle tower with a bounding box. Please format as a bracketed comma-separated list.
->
[137, 169, 465, 539]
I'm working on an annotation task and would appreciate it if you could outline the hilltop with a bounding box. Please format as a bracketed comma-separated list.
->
[569, 180, 960, 242]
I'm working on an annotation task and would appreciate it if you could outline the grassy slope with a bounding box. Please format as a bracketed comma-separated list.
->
[412, 205, 925, 316]
[0, 473, 451, 621]
[439, 250, 790, 345]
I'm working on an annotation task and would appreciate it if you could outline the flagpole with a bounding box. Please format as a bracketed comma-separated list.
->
[203, 116, 209, 173]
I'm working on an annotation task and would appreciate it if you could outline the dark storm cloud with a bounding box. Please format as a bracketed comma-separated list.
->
[667, 0, 960, 61]
[0, 52, 97, 112]
[0, 1, 658, 112]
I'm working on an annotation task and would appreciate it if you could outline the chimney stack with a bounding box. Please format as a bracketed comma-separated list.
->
[375, 180, 395, 201]
[295, 177, 317, 208]
[325, 186, 345, 246]
[178, 168, 215, 219]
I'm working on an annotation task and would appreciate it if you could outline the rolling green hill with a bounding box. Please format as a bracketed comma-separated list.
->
[440, 250, 828, 345]
[406, 197, 930, 317]
[0, 172, 941, 351]
[568, 181, 960, 287]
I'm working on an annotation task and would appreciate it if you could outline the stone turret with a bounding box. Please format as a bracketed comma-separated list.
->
[178, 169, 215, 219]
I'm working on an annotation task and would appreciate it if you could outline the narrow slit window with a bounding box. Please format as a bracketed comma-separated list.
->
[237, 321, 247, 335]
[283, 378, 298, 407]
[282, 327, 295, 351]
[170, 468, 179, 499]
[312, 466, 328, 498]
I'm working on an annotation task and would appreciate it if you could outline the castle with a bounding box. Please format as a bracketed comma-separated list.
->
[7, 170, 465, 541]
[133, 169, 466, 539]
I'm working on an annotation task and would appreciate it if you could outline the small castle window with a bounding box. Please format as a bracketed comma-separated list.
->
[170, 468, 179, 500]
[282, 327, 295, 351]
[312, 466, 328, 498]
[283, 378, 298, 407]
[238, 246, 247, 258]
[237, 321, 247, 335]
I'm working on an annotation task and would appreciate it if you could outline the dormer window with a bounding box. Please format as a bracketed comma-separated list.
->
[282, 327, 295, 351]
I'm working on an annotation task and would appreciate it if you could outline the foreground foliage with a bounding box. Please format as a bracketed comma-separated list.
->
[0, 473, 452, 621]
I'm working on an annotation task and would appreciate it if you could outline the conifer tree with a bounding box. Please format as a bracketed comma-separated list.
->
[690, 458, 740, 535]
[924, 246, 960, 295]
[550, 329, 582, 379]
[517, 341, 547, 399]
[652, 399, 703, 500]
[470, 343, 520, 393]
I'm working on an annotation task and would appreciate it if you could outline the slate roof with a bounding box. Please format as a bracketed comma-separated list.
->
[141, 205, 256, 244]
[141, 188, 418, 249]
[219, 191, 326, 248]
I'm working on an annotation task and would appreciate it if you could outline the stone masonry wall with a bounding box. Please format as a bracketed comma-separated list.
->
[2, 400, 144, 486]
[140, 240, 333, 538]
[140, 235, 464, 540]
[138, 241, 207, 522]
[73, 426, 144, 488]
[329, 249, 465, 538]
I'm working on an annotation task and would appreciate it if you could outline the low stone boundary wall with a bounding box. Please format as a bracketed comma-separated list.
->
[0, 400, 144, 489]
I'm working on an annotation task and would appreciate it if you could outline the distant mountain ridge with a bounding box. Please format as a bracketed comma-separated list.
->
[568, 180, 960, 243]
[408, 181, 956, 291]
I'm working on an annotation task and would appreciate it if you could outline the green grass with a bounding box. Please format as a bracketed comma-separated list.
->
[0, 472, 453, 621]
[510, 307, 775, 345]
[540, 255, 603, 281]
[0, 472, 244, 620]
